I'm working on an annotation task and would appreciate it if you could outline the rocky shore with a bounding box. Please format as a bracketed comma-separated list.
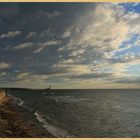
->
[0, 89, 54, 138]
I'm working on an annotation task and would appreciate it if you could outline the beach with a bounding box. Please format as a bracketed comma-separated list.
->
[0, 90, 54, 138]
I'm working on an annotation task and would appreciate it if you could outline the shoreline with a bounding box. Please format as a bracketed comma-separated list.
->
[0, 90, 55, 138]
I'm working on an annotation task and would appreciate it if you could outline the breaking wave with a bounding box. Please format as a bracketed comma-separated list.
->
[34, 110, 74, 138]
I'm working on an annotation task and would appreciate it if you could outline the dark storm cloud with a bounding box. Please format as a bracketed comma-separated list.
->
[0, 3, 19, 19]
[0, 3, 92, 77]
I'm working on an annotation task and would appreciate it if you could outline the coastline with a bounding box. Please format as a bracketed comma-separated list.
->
[0, 90, 55, 138]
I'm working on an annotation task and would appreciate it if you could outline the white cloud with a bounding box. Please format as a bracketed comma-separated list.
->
[57, 3, 140, 81]
[45, 40, 61, 46]
[106, 53, 140, 78]
[17, 72, 29, 79]
[0, 62, 10, 70]
[46, 11, 61, 18]
[0, 72, 7, 76]
[13, 42, 33, 50]
[16, 73, 48, 87]
[61, 26, 80, 38]
[16, 72, 48, 81]
[0, 31, 21, 39]
[111, 63, 128, 77]
[26, 32, 36, 39]
[34, 40, 62, 53]
[52, 63, 92, 75]
[61, 28, 72, 38]
[59, 5, 130, 55]
[66, 65, 92, 74]
[134, 37, 140, 46]
[34, 47, 44, 54]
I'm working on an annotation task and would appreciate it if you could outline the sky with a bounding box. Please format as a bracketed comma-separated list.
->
[0, 2, 140, 89]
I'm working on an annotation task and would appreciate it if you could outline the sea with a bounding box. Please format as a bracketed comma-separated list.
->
[5, 88, 140, 137]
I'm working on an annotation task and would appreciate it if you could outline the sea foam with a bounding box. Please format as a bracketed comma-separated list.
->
[34, 110, 74, 138]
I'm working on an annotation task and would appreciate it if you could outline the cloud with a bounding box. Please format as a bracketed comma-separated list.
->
[59, 4, 130, 59]
[56, 3, 140, 83]
[0, 62, 10, 70]
[15, 72, 48, 88]
[16, 72, 48, 81]
[115, 76, 140, 84]
[35, 48, 44, 53]
[61, 26, 81, 39]
[70, 72, 113, 79]
[13, 42, 33, 50]
[61, 4, 129, 53]
[34, 40, 62, 53]
[110, 53, 140, 64]
[17, 72, 29, 79]
[65, 65, 92, 74]
[26, 32, 36, 39]
[52, 64, 92, 74]
[39, 28, 54, 38]
[0, 31, 21, 39]
[0, 72, 7, 76]
[46, 11, 61, 18]
[25, 10, 62, 24]
[61, 28, 72, 38]
[133, 36, 140, 46]
[1, 3, 140, 88]
[96, 53, 140, 78]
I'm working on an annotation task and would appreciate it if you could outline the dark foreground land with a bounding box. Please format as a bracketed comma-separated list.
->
[0, 90, 54, 138]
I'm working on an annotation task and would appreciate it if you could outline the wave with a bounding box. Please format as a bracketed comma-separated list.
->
[17, 98, 24, 106]
[34, 110, 74, 138]
[8, 93, 74, 137]
[12, 97, 25, 107]
[12, 96, 33, 112]
[79, 98, 93, 102]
